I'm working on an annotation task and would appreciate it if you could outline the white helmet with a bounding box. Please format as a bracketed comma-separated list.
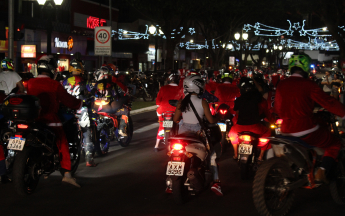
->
[183, 75, 205, 95]
[94, 66, 109, 81]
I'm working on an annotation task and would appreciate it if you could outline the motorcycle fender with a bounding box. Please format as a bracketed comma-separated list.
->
[272, 144, 286, 157]
[185, 143, 207, 161]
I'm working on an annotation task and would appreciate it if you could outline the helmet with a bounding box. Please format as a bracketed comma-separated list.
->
[36, 55, 58, 77]
[168, 73, 179, 84]
[288, 54, 311, 74]
[221, 71, 233, 80]
[239, 77, 255, 94]
[277, 69, 283, 74]
[69, 59, 84, 75]
[94, 66, 109, 82]
[187, 71, 199, 76]
[1, 58, 14, 70]
[183, 75, 205, 95]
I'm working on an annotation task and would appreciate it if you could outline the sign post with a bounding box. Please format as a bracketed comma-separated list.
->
[94, 26, 112, 62]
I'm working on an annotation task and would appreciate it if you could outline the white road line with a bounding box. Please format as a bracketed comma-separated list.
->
[133, 122, 159, 134]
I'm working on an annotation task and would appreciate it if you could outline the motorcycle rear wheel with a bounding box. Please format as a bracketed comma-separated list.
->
[118, 116, 133, 147]
[13, 148, 40, 196]
[330, 159, 345, 205]
[253, 158, 295, 216]
[69, 130, 82, 175]
[172, 176, 186, 205]
[240, 157, 249, 180]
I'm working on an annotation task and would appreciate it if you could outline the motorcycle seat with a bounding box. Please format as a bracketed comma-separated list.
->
[169, 132, 204, 143]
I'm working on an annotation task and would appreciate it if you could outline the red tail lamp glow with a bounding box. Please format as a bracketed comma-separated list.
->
[276, 119, 283, 125]
[240, 135, 251, 142]
[17, 124, 28, 129]
[172, 143, 184, 150]
[220, 109, 227, 115]
[9, 98, 23, 105]
[259, 138, 269, 146]
[15, 134, 22, 138]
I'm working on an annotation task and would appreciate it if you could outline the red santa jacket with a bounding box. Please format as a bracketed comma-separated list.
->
[27, 75, 82, 125]
[111, 76, 128, 93]
[205, 80, 219, 94]
[274, 73, 345, 136]
[214, 82, 240, 115]
[156, 83, 184, 115]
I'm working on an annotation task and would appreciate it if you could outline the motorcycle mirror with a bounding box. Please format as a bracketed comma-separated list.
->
[169, 100, 178, 107]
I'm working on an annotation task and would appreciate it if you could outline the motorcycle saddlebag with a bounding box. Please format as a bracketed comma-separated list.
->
[1, 95, 41, 121]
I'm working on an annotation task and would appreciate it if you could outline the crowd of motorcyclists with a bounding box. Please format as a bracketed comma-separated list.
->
[1, 52, 345, 214]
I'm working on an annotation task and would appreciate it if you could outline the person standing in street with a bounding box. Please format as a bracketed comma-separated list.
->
[321, 71, 333, 95]
[0, 58, 25, 95]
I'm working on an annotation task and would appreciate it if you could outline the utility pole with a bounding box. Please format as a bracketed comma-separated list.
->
[8, 0, 14, 61]
[109, 0, 112, 65]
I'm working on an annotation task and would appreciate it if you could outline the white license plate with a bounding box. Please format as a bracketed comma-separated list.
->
[275, 128, 281, 135]
[239, 144, 253, 155]
[163, 121, 173, 128]
[166, 161, 185, 176]
[217, 123, 227, 132]
[7, 137, 26, 151]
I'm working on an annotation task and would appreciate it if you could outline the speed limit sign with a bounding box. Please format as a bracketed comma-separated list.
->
[94, 26, 112, 56]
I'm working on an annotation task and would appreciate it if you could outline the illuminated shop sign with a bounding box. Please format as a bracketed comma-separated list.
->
[21, 45, 36, 58]
[55, 37, 68, 48]
[87, 16, 106, 29]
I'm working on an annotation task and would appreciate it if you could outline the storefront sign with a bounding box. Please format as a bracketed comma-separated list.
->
[55, 37, 68, 48]
[67, 36, 73, 51]
[21, 45, 36, 58]
[87, 16, 106, 29]
[94, 26, 112, 56]
[229, 56, 235, 65]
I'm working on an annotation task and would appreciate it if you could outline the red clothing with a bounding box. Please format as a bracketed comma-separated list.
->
[259, 97, 272, 122]
[266, 90, 276, 114]
[111, 76, 128, 93]
[27, 75, 82, 170]
[214, 82, 240, 115]
[156, 83, 183, 115]
[205, 80, 219, 94]
[274, 74, 345, 135]
[0, 147, 4, 161]
[274, 74, 345, 159]
[27, 75, 82, 124]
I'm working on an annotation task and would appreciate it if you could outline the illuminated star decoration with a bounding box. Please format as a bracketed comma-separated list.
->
[189, 28, 196, 35]
[293, 22, 300, 30]
[243, 24, 251, 32]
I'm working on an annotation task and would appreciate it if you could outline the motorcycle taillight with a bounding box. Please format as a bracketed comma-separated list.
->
[276, 119, 283, 125]
[172, 143, 184, 150]
[258, 138, 269, 147]
[17, 124, 29, 129]
[220, 109, 227, 115]
[172, 157, 181, 161]
[239, 135, 251, 142]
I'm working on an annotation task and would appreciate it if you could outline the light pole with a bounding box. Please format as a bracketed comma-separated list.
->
[234, 31, 248, 70]
[37, 0, 63, 54]
[149, 25, 158, 72]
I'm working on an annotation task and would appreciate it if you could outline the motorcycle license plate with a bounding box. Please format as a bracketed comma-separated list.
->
[163, 121, 173, 128]
[239, 144, 253, 155]
[217, 123, 227, 132]
[275, 128, 281, 135]
[7, 137, 26, 151]
[166, 161, 185, 176]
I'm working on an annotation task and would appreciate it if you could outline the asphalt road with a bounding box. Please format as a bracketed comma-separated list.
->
[1, 110, 345, 216]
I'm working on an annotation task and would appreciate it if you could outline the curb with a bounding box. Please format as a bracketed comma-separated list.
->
[131, 105, 157, 116]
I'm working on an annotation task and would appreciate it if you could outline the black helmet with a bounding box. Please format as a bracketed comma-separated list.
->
[239, 77, 255, 94]
[36, 55, 58, 78]
[69, 59, 84, 75]
[168, 73, 179, 84]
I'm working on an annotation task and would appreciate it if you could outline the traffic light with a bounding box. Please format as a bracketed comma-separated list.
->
[0, 21, 5, 40]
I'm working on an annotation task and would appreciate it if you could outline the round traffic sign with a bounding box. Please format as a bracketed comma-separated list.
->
[96, 29, 110, 44]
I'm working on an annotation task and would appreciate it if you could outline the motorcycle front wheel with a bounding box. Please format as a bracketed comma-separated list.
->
[118, 116, 133, 147]
[253, 158, 295, 216]
[69, 130, 82, 175]
[13, 147, 41, 196]
[330, 157, 345, 205]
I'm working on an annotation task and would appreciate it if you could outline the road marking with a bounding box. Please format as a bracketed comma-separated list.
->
[134, 122, 159, 134]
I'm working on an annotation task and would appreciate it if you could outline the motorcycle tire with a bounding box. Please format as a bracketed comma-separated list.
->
[142, 91, 155, 102]
[13, 147, 40, 196]
[119, 116, 134, 147]
[240, 158, 249, 180]
[253, 158, 295, 216]
[69, 130, 82, 175]
[172, 176, 185, 205]
[330, 160, 345, 205]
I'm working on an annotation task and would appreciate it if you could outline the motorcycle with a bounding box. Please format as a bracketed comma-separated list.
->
[165, 100, 221, 204]
[162, 111, 178, 146]
[252, 109, 345, 216]
[2, 95, 81, 196]
[93, 98, 134, 154]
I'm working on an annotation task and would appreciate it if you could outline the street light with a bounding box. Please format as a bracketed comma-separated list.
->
[234, 32, 249, 69]
[190, 39, 194, 43]
[149, 25, 158, 72]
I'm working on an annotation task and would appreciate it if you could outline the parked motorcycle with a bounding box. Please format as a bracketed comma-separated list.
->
[253, 109, 345, 216]
[2, 95, 81, 196]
